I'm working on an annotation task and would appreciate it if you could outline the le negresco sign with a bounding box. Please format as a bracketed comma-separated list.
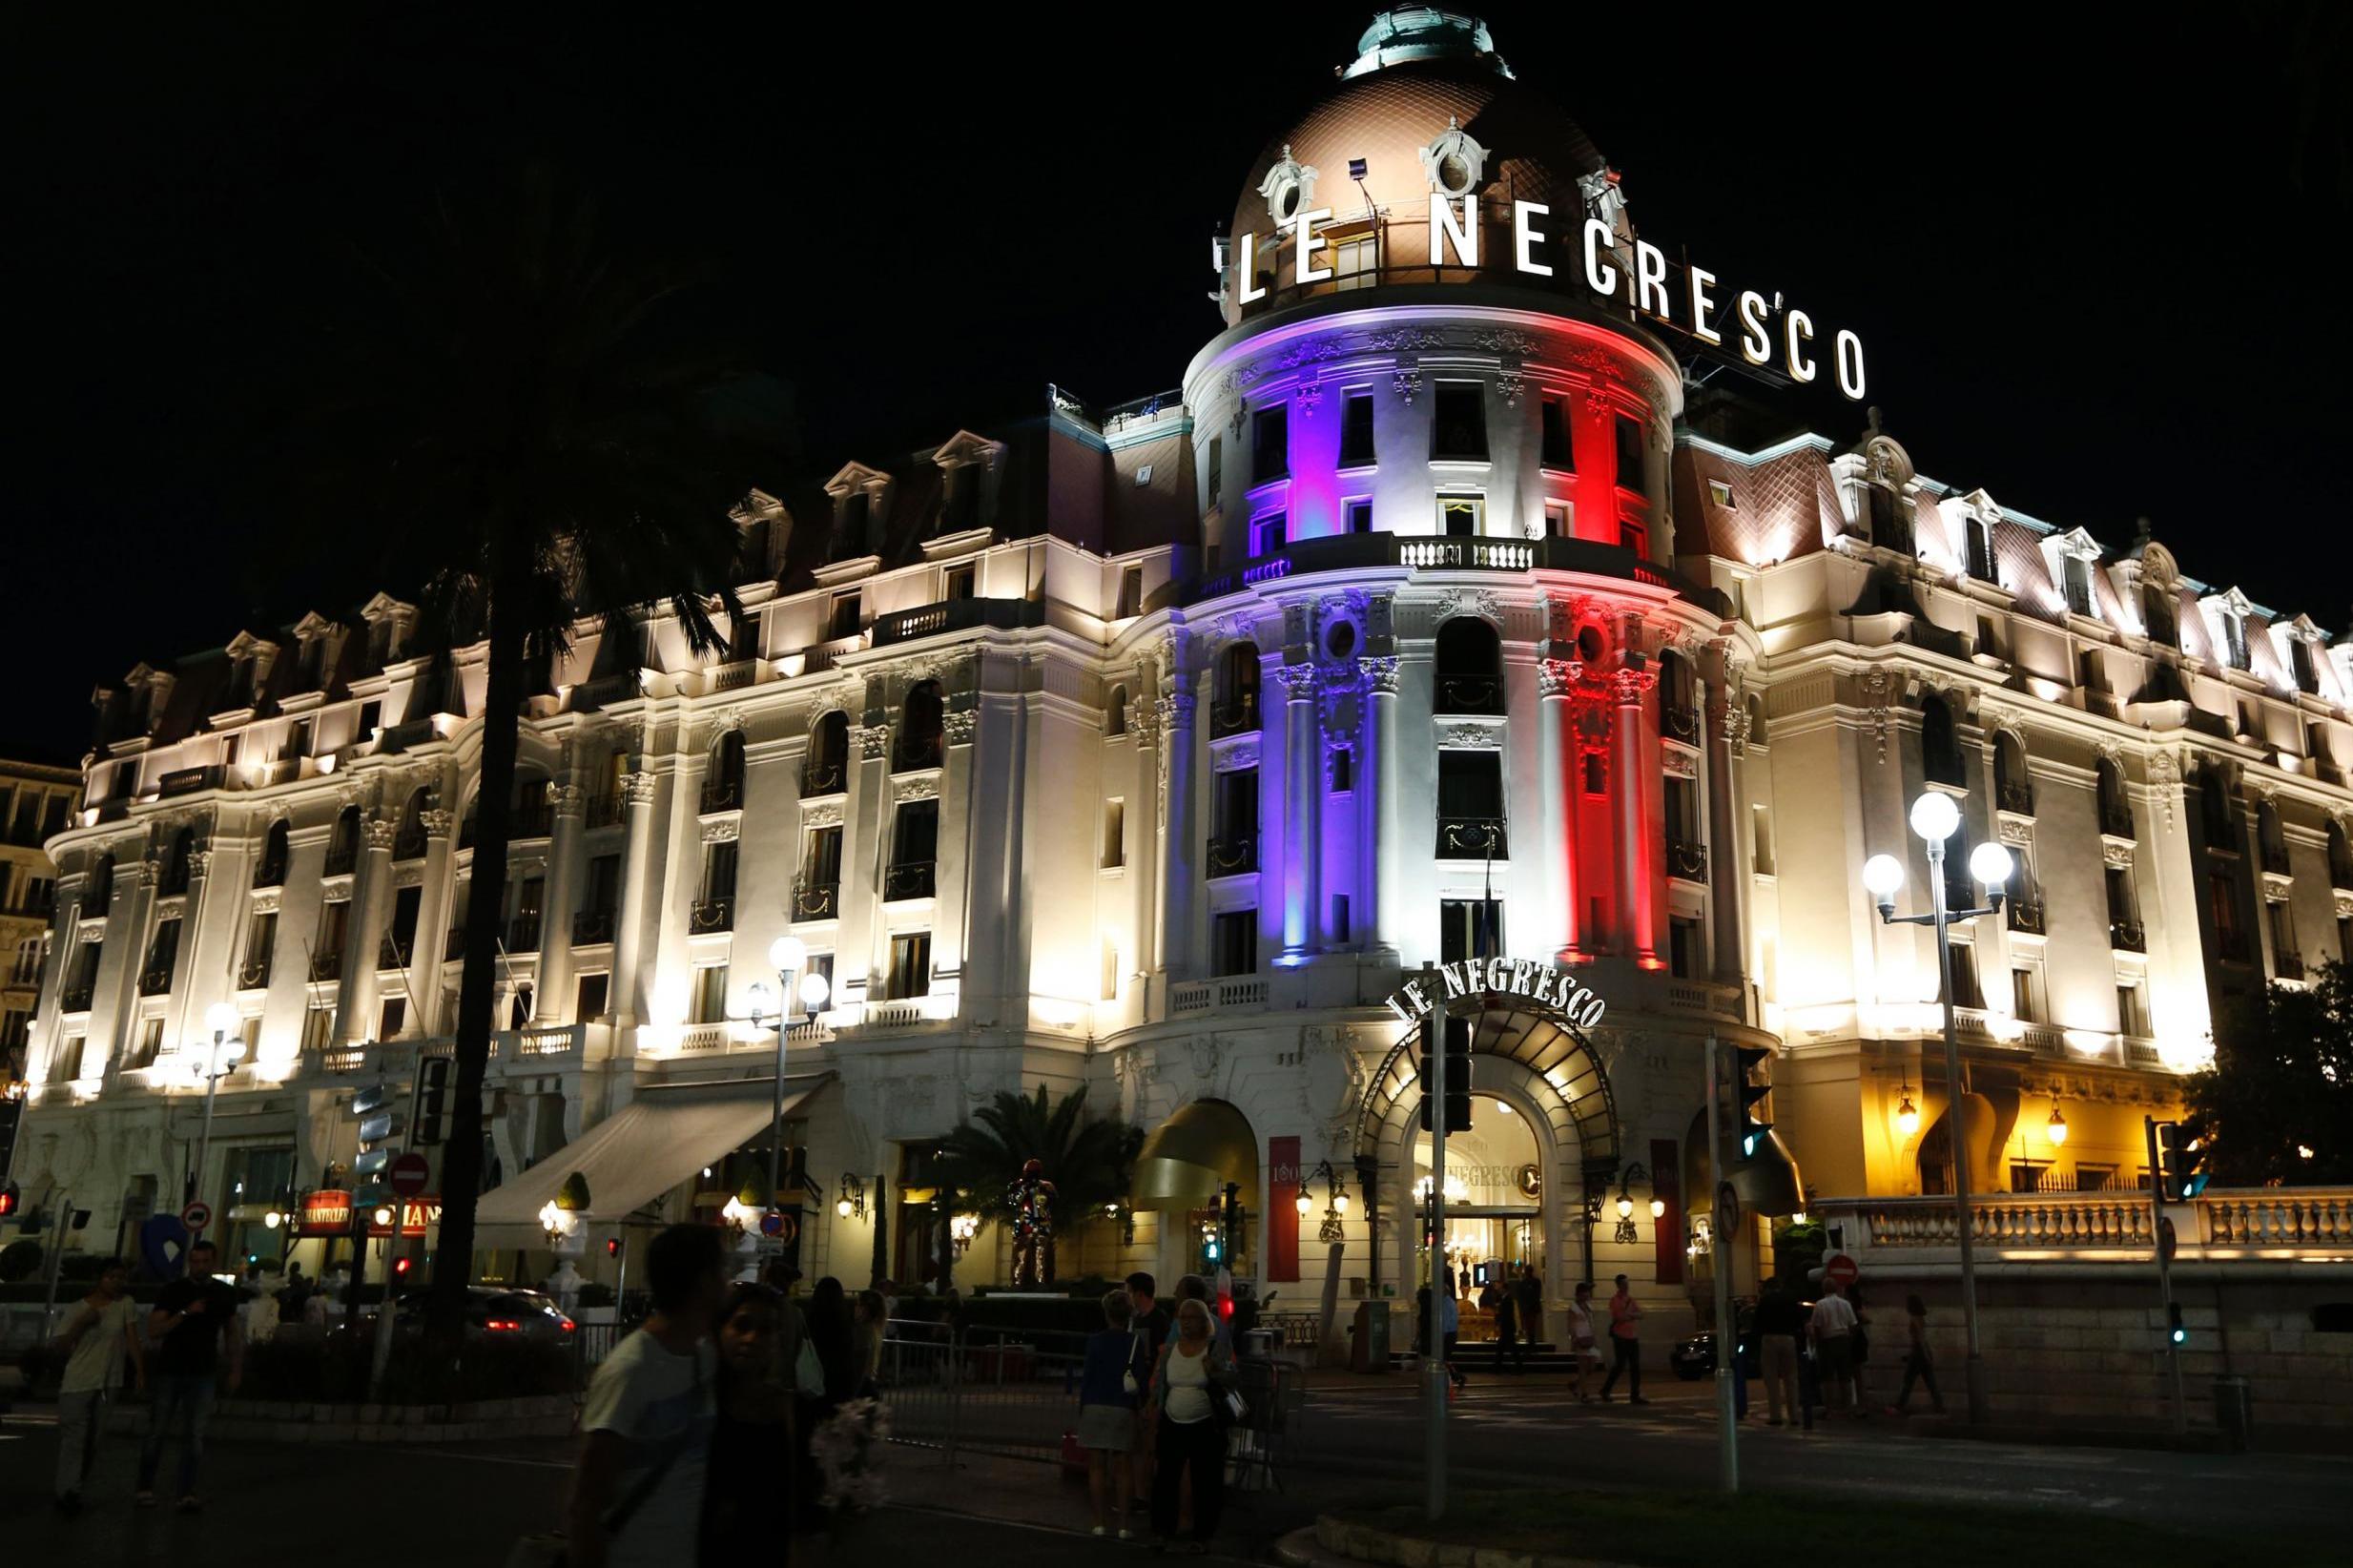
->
[1383, 956, 1609, 1032]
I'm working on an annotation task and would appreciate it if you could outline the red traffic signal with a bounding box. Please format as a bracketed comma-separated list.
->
[390, 1256, 414, 1279]
[0, 1184, 17, 1219]
[605, 1237, 622, 1258]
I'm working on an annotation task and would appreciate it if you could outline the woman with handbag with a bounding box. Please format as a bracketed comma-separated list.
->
[1077, 1288, 1142, 1537]
[1146, 1297, 1241, 1554]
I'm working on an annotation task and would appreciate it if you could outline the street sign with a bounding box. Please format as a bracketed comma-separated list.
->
[179, 1200, 213, 1232]
[387, 1151, 431, 1197]
[1715, 1180, 1741, 1232]
[759, 1209, 786, 1238]
[2157, 1215, 2178, 1266]
[1822, 1251, 1860, 1289]
[298, 1188, 355, 1237]
[351, 1083, 393, 1117]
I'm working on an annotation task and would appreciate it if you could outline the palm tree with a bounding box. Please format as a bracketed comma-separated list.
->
[934, 1085, 1143, 1284]
[278, 168, 785, 1345]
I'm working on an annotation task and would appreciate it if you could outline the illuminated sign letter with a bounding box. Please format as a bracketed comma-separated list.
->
[1513, 201, 1554, 278]
[1238, 233, 1267, 305]
[1532, 966, 1558, 1006]
[1688, 266, 1722, 345]
[1784, 308, 1817, 383]
[1634, 239, 1671, 318]
[1430, 193, 1478, 268]
[1441, 962, 1473, 1000]
[1581, 217, 1619, 296]
[1293, 208, 1334, 286]
[1834, 328, 1867, 402]
[1736, 290, 1770, 365]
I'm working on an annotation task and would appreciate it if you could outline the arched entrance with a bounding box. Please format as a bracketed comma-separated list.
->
[1353, 1002, 1621, 1335]
[1131, 1097, 1261, 1280]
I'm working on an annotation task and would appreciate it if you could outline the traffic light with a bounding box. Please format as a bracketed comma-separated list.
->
[605, 1237, 622, 1259]
[391, 1256, 414, 1281]
[1733, 1043, 1773, 1160]
[0, 1183, 17, 1219]
[1417, 1016, 1473, 1133]
[2167, 1302, 2187, 1346]
[2156, 1122, 2211, 1202]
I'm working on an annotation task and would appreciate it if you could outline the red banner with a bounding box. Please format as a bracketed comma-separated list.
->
[1268, 1136, 1301, 1283]
[297, 1188, 353, 1238]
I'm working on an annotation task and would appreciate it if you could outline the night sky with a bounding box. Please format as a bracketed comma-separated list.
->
[10, 3, 2348, 765]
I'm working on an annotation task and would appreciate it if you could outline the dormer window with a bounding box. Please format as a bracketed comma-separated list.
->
[2291, 636, 2322, 695]
[1257, 145, 1318, 226]
[836, 490, 869, 558]
[2062, 554, 2094, 617]
[1966, 514, 1997, 583]
[2221, 610, 2249, 671]
[2141, 583, 2178, 648]
[1419, 117, 1490, 197]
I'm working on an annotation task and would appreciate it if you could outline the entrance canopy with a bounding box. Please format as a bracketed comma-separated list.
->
[477, 1078, 823, 1236]
[1130, 1098, 1258, 1212]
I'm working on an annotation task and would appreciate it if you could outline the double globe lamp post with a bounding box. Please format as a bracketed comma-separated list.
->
[1861, 789, 2012, 1426]
[191, 1001, 248, 1224]
[746, 936, 833, 1228]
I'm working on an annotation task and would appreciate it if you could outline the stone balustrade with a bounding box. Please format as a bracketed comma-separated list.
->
[1817, 1186, 2353, 1264]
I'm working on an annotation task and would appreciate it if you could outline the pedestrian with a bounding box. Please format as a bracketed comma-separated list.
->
[1892, 1292, 1947, 1415]
[1847, 1285, 1874, 1408]
[567, 1224, 725, 1568]
[1808, 1277, 1860, 1415]
[1438, 1276, 1465, 1389]
[702, 1283, 794, 1564]
[804, 1277, 858, 1408]
[1513, 1266, 1544, 1355]
[851, 1289, 886, 1395]
[1753, 1276, 1804, 1427]
[52, 1258, 144, 1514]
[1146, 1297, 1239, 1553]
[1491, 1278, 1519, 1373]
[1125, 1272, 1167, 1517]
[1565, 1281, 1599, 1403]
[1173, 1272, 1232, 1357]
[1077, 1288, 1141, 1539]
[136, 1239, 243, 1512]
[1599, 1273, 1645, 1404]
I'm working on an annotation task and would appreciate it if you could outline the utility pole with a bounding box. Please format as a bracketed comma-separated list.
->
[1704, 1035, 1739, 1492]
[1423, 990, 1447, 1525]
[2143, 1115, 2188, 1435]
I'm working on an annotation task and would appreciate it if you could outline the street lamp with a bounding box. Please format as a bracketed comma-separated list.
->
[1894, 1079, 1921, 1139]
[190, 1001, 246, 1232]
[836, 1173, 865, 1221]
[749, 936, 831, 1230]
[2045, 1101, 2069, 1147]
[1866, 788, 2012, 1424]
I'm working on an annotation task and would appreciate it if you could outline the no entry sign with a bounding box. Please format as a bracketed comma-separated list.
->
[1823, 1252, 1860, 1289]
[387, 1151, 431, 1197]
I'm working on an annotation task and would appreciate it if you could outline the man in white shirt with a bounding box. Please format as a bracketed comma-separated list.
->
[1808, 1280, 1860, 1414]
[568, 1225, 727, 1568]
[52, 1259, 145, 1513]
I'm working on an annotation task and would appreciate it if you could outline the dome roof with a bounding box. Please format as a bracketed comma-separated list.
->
[1228, 15, 1609, 262]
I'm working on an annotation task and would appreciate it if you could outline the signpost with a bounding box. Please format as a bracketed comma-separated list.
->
[179, 1200, 214, 1234]
[1703, 1035, 1739, 1494]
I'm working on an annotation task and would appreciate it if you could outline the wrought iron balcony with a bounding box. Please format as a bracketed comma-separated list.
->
[1435, 816, 1507, 860]
[252, 856, 287, 889]
[793, 879, 839, 921]
[506, 915, 545, 953]
[1997, 781, 2035, 815]
[884, 860, 937, 902]
[310, 951, 342, 981]
[1208, 694, 1259, 739]
[2260, 842, 2291, 877]
[1206, 834, 1259, 877]
[586, 791, 625, 829]
[700, 778, 742, 814]
[138, 965, 175, 996]
[571, 909, 615, 945]
[799, 758, 847, 797]
[237, 954, 272, 990]
[894, 733, 944, 773]
[1435, 674, 1504, 716]
[510, 800, 554, 840]
[378, 935, 407, 970]
[60, 984, 95, 1012]
[157, 865, 191, 897]
[393, 826, 428, 861]
[1664, 836, 1709, 883]
[2108, 918, 2146, 953]
[2006, 899, 2047, 936]
[2098, 802, 2136, 838]
[688, 897, 733, 935]
[323, 843, 358, 877]
[1659, 700, 1700, 744]
[2277, 950, 2306, 981]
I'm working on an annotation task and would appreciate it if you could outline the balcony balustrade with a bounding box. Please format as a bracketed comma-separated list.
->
[688, 897, 733, 935]
[1435, 816, 1507, 860]
[1206, 835, 1259, 877]
[793, 880, 839, 922]
[883, 861, 937, 902]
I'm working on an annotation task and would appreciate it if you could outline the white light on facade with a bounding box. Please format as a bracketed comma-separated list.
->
[1909, 791, 1960, 844]
[1862, 854, 1905, 898]
[1969, 841, 2014, 889]
[203, 1001, 240, 1038]
[769, 936, 808, 975]
[799, 970, 832, 1012]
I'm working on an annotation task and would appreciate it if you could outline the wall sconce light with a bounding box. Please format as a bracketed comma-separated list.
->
[950, 1212, 980, 1254]
[2045, 1100, 2069, 1147]
[836, 1172, 866, 1221]
[539, 1200, 580, 1247]
[1614, 1162, 1650, 1246]
[1895, 1077, 1920, 1139]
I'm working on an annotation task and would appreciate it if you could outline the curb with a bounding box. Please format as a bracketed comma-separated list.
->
[1305, 1515, 1651, 1568]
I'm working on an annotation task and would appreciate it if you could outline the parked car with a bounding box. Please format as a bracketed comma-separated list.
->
[1669, 1303, 1757, 1380]
[393, 1286, 576, 1344]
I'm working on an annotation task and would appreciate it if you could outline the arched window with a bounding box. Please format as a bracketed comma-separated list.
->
[2140, 583, 2177, 648]
[1105, 684, 1128, 738]
[1211, 643, 1261, 738]
[394, 787, 430, 860]
[160, 828, 196, 896]
[1434, 619, 1503, 715]
[804, 711, 850, 794]
[327, 806, 361, 875]
[897, 682, 945, 772]
[2257, 801, 2287, 875]
[90, 853, 116, 917]
[1656, 648, 1697, 740]
[2327, 820, 2353, 889]
[2198, 767, 2235, 844]
[254, 819, 290, 888]
[1992, 732, 2031, 814]
[1920, 694, 1964, 787]
[2096, 758, 2132, 837]
[702, 729, 746, 813]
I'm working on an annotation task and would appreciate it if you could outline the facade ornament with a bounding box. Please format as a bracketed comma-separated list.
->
[1365, 327, 1448, 354]
[1229, 404, 1249, 440]
[1722, 704, 1751, 758]
[1608, 668, 1656, 705]
[1475, 589, 1507, 628]
[801, 800, 845, 830]
[700, 817, 741, 845]
[1496, 367, 1525, 407]
[622, 772, 661, 806]
[1216, 737, 1262, 772]
[249, 888, 281, 915]
[1436, 722, 1504, 751]
[1662, 749, 1697, 780]
[422, 808, 455, 838]
[362, 818, 397, 852]
[1997, 816, 2034, 848]
[186, 850, 212, 879]
[1392, 365, 1423, 406]
[1538, 658, 1582, 697]
[1256, 144, 1318, 227]
[1360, 656, 1401, 695]
[2147, 750, 2179, 828]
[1270, 663, 1320, 701]
[892, 773, 942, 804]
[1295, 378, 1323, 419]
[1420, 116, 1491, 196]
[857, 723, 892, 760]
[1467, 328, 1535, 359]
[2103, 839, 2136, 870]
[1277, 337, 1347, 370]
[944, 708, 980, 745]
[551, 784, 585, 819]
[1222, 361, 1268, 395]
[1860, 671, 1893, 764]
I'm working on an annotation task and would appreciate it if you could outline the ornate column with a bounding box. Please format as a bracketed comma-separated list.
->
[1361, 657, 1401, 956]
[1275, 663, 1321, 963]
[1611, 669, 1658, 963]
[938, 701, 979, 1008]
[609, 770, 662, 1034]
[838, 719, 894, 1008]
[1538, 658, 1583, 961]
[1157, 684, 1198, 980]
[337, 815, 397, 1042]
[1703, 649, 1749, 985]
[414, 808, 457, 1032]
[1125, 677, 1159, 988]
[535, 780, 587, 1023]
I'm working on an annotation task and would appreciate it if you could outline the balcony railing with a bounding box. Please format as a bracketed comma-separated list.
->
[1664, 836, 1708, 883]
[1171, 976, 1271, 1014]
[323, 842, 358, 877]
[311, 951, 342, 981]
[2006, 898, 2047, 936]
[252, 857, 287, 889]
[700, 778, 743, 814]
[1659, 700, 1700, 744]
[894, 733, 944, 773]
[1827, 1192, 2157, 1252]
[1435, 816, 1507, 860]
[237, 955, 272, 989]
[1434, 674, 1504, 716]
[2098, 802, 2135, 838]
[1208, 695, 1259, 739]
[2108, 918, 2146, 953]
[157, 764, 225, 798]
[883, 861, 937, 902]
[689, 897, 733, 935]
[1182, 529, 1701, 609]
[2260, 842, 2291, 876]
[2199, 1188, 2353, 1248]
[571, 909, 615, 945]
[1996, 780, 2034, 815]
[393, 827, 428, 861]
[800, 758, 847, 797]
[869, 595, 1045, 648]
[157, 866, 191, 897]
[570, 671, 641, 712]
[60, 984, 95, 1012]
[793, 880, 839, 922]
[138, 966, 175, 996]
[1206, 834, 1259, 877]
[506, 915, 544, 953]
[2277, 950, 2306, 981]
[586, 792, 625, 829]
[510, 800, 554, 840]
[378, 935, 409, 970]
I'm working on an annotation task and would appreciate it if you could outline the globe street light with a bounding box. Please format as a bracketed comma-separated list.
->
[191, 1001, 246, 1246]
[750, 935, 828, 1227]
[1865, 790, 2012, 1424]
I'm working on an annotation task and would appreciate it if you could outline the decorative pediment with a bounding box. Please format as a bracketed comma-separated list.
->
[931, 430, 1005, 471]
[730, 487, 785, 526]
[291, 610, 338, 641]
[1257, 145, 1319, 226]
[2200, 585, 2258, 620]
[224, 630, 279, 660]
[358, 591, 415, 624]
[2047, 526, 2102, 561]
[822, 461, 891, 498]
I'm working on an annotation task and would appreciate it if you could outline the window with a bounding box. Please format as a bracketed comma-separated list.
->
[1212, 643, 1261, 737]
[2105, 864, 2139, 926]
[283, 717, 313, 763]
[2268, 899, 2301, 977]
[52, 1030, 87, 1083]
[1975, 617, 2002, 660]
[1210, 910, 1257, 977]
[1944, 943, 1985, 1009]
[1434, 618, 1503, 714]
[2116, 981, 2150, 1038]
[1252, 511, 1288, 555]
[944, 563, 976, 603]
[1666, 917, 1702, 980]
[1116, 564, 1144, 619]
[898, 681, 946, 771]
[2290, 638, 2322, 695]
[1331, 894, 1351, 943]
[583, 853, 620, 923]
[1921, 695, 1964, 786]
[1432, 383, 1487, 461]
[1993, 732, 2031, 814]
[1333, 230, 1376, 290]
[1210, 767, 1259, 875]
[1330, 748, 1353, 793]
[887, 931, 932, 999]
[1347, 498, 1374, 534]
[1543, 501, 1570, 539]
[2062, 554, 2095, 616]
[1436, 751, 1505, 858]
[699, 841, 738, 904]
[1101, 799, 1125, 870]
[2208, 868, 2245, 959]
[133, 1016, 164, 1070]
[1539, 399, 1573, 470]
[510, 875, 547, 950]
[388, 884, 422, 963]
[1438, 493, 1483, 537]
[799, 824, 843, 904]
[889, 799, 939, 900]
[380, 996, 407, 1040]
[1341, 392, 1376, 467]
[2219, 609, 2250, 671]
[1206, 435, 1223, 506]
[1105, 684, 1129, 737]
[828, 592, 862, 642]
[1438, 898, 1503, 963]
[835, 491, 869, 556]
[1613, 416, 1644, 493]
[2140, 584, 2177, 648]
[1582, 751, 1607, 794]
[301, 1001, 336, 1052]
[1620, 520, 1649, 560]
[575, 971, 610, 1021]
[1250, 404, 1289, 485]
[691, 963, 730, 1025]
[358, 698, 382, 736]
[2011, 965, 2042, 1023]
[944, 465, 983, 534]
[255, 820, 290, 887]
[1965, 516, 1996, 583]
[1708, 479, 1737, 509]
[141, 918, 181, 995]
